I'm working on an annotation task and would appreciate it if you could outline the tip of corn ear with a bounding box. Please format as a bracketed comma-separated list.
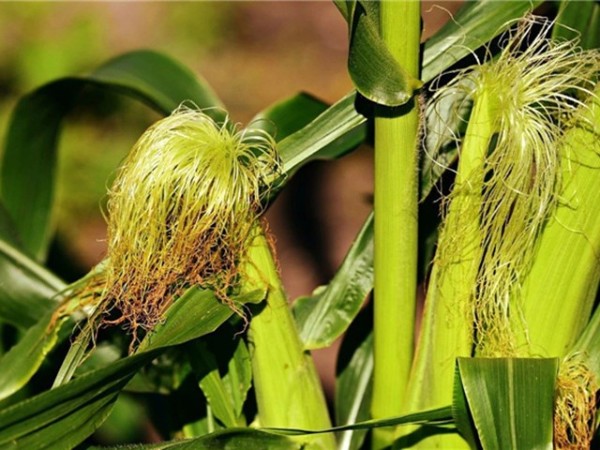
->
[554, 355, 598, 450]
[85, 106, 281, 341]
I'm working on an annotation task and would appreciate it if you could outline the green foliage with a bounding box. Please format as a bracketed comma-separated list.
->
[335, 0, 421, 106]
[0, 1, 598, 449]
[456, 358, 558, 450]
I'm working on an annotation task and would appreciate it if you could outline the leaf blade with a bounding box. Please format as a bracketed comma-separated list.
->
[1, 50, 224, 260]
[295, 213, 373, 350]
[342, 0, 421, 106]
[422, 0, 543, 83]
[457, 358, 558, 450]
[0, 287, 240, 448]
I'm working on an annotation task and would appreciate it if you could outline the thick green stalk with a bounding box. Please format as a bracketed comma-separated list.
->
[517, 88, 600, 357]
[245, 226, 334, 450]
[371, 1, 420, 448]
[402, 89, 498, 448]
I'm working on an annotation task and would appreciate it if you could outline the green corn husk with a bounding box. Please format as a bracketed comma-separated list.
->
[520, 87, 600, 450]
[518, 88, 600, 357]
[244, 228, 334, 450]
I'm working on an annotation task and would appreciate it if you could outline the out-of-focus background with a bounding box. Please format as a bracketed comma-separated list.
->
[0, 1, 460, 443]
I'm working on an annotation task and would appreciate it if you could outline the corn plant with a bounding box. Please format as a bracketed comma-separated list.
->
[0, 1, 599, 449]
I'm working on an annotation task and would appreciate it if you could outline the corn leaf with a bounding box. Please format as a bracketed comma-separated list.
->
[295, 213, 373, 350]
[457, 358, 558, 450]
[278, 91, 367, 176]
[422, 0, 543, 82]
[53, 316, 104, 388]
[0, 199, 64, 331]
[0, 287, 242, 448]
[188, 341, 239, 428]
[89, 429, 303, 450]
[0, 309, 70, 401]
[219, 338, 252, 425]
[553, 0, 600, 49]
[0, 232, 64, 329]
[90, 51, 225, 118]
[452, 364, 479, 449]
[335, 320, 373, 450]
[267, 407, 453, 436]
[250, 92, 329, 142]
[334, 0, 421, 106]
[0, 50, 224, 261]
[187, 335, 251, 428]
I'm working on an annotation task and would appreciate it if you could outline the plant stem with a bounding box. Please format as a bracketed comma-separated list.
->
[245, 225, 334, 450]
[371, 1, 420, 448]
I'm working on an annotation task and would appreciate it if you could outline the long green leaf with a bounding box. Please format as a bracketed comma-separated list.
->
[0, 199, 65, 332]
[457, 358, 558, 450]
[0, 234, 64, 329]
[1, 50, 224, 261]
[421, 0, 543, 83]
[452, 365, 479, 449]
[190, 341, 238, 428]
[553, 0, 600, 49]
[267, 407, 453, 436]
[278, 91, 367, 176]
[250, 92, 329, 142]
[295, 213, 373, 350]
[92, 408, 453, 450]
[335, 329, 373, 450]
[187, 338, 250, 428]
[0, 310, 69, 401]
[89, 429, 303, 450]
[90, 51, 225, 117]
[221, 337, 252, 422]
[4, 269, 108, 394]
[52, 318, 98, 387]
[0, 287, 241, 448]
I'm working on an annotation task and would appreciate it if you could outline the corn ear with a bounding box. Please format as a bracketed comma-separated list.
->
[244, 226, 334, 450]
[405, 18, 599, 449]
[405, 87, 498, 415]
[518, 87, 600, 357]
[517, 88, 600, 450]
[92, 107, 281, 339]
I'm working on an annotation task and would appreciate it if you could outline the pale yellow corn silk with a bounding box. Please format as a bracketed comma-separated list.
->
[428, 16, 600, 357]
[93, 106, 280, 338]
[554, 355, 598, 450]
